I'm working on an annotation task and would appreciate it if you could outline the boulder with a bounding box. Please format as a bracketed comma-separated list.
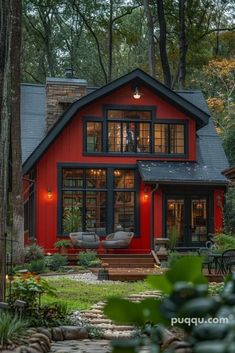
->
[60, 326, 89, 340]
[51, 327, 63, 341]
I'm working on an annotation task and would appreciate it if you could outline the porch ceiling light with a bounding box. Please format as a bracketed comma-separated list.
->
[133, 86, 142, 99]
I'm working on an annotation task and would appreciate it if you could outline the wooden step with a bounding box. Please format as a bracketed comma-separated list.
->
[99, 254, 155, 268]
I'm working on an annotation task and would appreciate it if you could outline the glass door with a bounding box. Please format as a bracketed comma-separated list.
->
[166, 196, 208, 247]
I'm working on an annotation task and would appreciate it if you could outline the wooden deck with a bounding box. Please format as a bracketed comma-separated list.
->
[99, 253, 156, 268]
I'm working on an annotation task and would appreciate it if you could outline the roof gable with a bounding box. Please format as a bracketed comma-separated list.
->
[23, 68, 210, 174]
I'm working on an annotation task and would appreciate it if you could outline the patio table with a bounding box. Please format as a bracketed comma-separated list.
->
[208, 253, 223, 274]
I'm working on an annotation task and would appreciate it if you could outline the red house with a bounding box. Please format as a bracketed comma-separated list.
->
[22, 69, 229, 253]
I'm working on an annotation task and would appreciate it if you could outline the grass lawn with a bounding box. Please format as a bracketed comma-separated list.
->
[41, 276, 153, 311]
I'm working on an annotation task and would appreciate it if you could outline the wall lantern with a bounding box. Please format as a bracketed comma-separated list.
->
[144, 186, 149, 201]
[47, 187, 53, 200]
[133, 86, 142, 99]
[216, 194, 222, 209]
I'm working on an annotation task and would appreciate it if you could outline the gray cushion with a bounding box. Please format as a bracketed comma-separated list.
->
[82, 234, 96, 242]
[113, 231, 131, 240]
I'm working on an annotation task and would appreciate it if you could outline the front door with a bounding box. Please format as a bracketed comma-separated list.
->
[166, 196, 208, 247]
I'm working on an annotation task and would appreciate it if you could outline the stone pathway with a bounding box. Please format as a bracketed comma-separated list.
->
[50, 291, 162, 353]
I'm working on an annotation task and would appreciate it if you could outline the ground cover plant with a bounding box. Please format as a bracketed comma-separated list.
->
[41, 277, 153, 310]
[0, 311, 28, 349]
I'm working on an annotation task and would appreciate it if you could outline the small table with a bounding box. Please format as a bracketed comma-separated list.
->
[154, 238, 170, 255]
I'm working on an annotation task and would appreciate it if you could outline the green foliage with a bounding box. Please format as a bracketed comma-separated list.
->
[167, 251, 181, 268]
[78, 251, 101, 268]
[0, 312, 28, 348]
[24, 244, 44, 263]
[63, 206, 82, 233]
[224, 187, 235, 234]
[45, 253, 68, 271]
[86, 325, 105, 339]
[29, 302, 71, 327]
[54, 239, 72, 248]
[28, 258, 46, 274]
[168, 226, 179, 250]
[11, 274, 57, 310]
[213, 233, 235, 252]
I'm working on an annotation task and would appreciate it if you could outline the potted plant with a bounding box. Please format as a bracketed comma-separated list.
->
[63, 205, 82, 233]
[54, 240, 71, 255]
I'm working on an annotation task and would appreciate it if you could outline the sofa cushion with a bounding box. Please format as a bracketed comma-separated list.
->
[82, 234, 96, 242]
[113, 231, 131, 240]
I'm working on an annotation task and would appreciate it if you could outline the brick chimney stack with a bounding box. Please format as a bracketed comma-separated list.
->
[46, 76, 87, 132]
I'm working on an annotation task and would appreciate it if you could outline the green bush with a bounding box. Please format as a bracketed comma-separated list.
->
[29, 302, 71, 327]
[28, 258, 46, 274]
[24, 244, 44, 263]
[167, 251, 181, 268]
[224, 187, 235, 233]
[45, 253, 68, 271]
[11, 274, 56, 311]
[78, 251, 101, 268]
[213, 233, 235, 252]
[0, 312, 28, 348]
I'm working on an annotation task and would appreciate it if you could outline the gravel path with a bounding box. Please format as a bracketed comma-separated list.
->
[47, 272, 123, 285]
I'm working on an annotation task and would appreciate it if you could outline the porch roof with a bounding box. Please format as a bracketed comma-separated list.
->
[138, 160, 228, 185]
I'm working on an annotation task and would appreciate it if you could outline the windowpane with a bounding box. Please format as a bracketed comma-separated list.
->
[137, 123, 150, 152]
[114, 169, 135, 189]
[85, 169, 106, 188]
[154, 124, 168, 153]
[62, 191, 83, 233]
[63, 169, 83, 188]
[86, 191, 107, 234]
[108, 110, 151, 120]
[86, 122, 102, 152]
[108, 122, 121, 152]
[114, 191, 135, 231]
[170, 125, 185, 154]
[122, 122, 135, 152]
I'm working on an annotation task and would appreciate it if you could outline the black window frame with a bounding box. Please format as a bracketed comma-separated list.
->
[83, 106, 188, 158]
[58, 163, 140, 237]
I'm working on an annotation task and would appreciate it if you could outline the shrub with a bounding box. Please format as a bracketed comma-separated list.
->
[78, 251, 101, 268]
[45, 253, 68, 271]
[28, 258, 46, 274]
[24, 244, 44, 263]
[0, 312, 28, 348]
[167, 251, 181, 268]
[29, 302, 71, 327]
[224, 187, 235, 233]
[213, 233, 235, 252]
[11, 274, 56, 311]
[54, 240, 71, 248]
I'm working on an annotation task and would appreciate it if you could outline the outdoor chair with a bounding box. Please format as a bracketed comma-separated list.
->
[102, 231, 134, 251]
[69, 232, 100, 249]
[198, 248, 214, 274]
[221, 249, 235, 274]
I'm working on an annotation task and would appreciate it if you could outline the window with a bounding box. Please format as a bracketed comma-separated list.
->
[60, 167, 137, 235]
[113, 169, 135, 231]
[84, 107, 187, 156]
[85, 121, 102, 152]
[154, 123, 185, 154]
[62, 168, 107, 235]
[107, 109, 151, 153]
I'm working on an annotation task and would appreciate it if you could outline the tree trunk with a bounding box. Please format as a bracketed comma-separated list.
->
[107, 0, 113, 83]
[178, 0, 187, 89]
[11, 0, 24, 264]
[0, 0, 12, 301]
[156, 0, 172, 87]
[143, 0, 156, 77]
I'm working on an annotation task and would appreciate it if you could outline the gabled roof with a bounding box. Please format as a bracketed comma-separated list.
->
[23, 68, 210, 174]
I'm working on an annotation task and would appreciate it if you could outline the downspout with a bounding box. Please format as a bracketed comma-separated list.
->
[150, 183, 159, 250]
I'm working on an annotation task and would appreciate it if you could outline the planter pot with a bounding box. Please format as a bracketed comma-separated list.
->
[59, 246, 68, 255]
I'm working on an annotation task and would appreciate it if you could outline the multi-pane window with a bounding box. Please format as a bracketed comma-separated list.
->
[84, 108, 186, 156]
[62, 168, 107, 235]
[154, 123, 185, 154]
[61, 167, 136, 235]
[113, 169, 135, 231]
[86, 122, 102, 152]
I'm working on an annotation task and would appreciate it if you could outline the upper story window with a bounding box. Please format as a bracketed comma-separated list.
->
[84, 106, 187, 157]
[154, 123, 185, 154]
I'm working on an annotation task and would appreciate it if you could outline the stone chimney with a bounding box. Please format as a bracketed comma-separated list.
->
[46, 75, 87, 132]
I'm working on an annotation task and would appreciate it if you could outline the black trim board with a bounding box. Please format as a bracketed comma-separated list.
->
[23, 68, 210, 174]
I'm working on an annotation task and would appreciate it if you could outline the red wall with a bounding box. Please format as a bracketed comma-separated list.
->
[214, 189, 225, 233]
[32, 83, 199, 252]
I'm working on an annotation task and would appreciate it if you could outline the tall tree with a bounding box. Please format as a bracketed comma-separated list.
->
[11, 0, 24, 264]
[143, 0, 156, 77]
[0, 0, 12, 301]
[178, 0, 187, 89]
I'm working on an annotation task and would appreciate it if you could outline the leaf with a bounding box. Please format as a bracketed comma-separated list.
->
[166, 256, 204, 284]
[104, 298, 144, 326]
[147, 275, 172, 294]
